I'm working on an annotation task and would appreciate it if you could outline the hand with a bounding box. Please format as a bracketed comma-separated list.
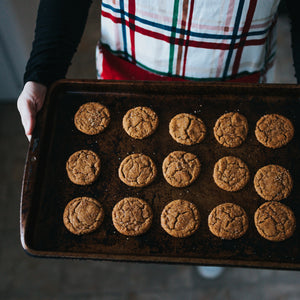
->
[17, 81, 47, 141]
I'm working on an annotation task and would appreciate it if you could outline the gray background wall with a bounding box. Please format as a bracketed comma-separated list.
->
[0, 0, 39, 100]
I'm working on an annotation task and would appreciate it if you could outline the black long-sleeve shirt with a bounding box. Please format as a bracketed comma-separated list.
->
[24, 0, 92, 86]
[24, 0, 300, 86]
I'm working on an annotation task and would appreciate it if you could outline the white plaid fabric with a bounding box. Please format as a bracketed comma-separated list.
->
[98, 0, 280, 82]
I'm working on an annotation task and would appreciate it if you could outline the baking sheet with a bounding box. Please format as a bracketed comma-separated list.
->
[20, 80, 300, 269]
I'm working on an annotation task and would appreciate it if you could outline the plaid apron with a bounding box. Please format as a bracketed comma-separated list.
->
[96, 0, 279, 82]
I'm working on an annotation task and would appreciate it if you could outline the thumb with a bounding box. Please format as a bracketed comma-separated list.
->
[26, 100, 38, 136]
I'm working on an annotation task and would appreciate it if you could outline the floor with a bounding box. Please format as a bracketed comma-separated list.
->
[0, 4, 299, 299]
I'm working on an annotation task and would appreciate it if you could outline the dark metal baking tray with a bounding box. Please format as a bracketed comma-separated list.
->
[20, 80, 300, 269]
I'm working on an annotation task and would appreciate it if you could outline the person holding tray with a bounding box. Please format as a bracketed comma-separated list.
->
[16, 0, 299, 278]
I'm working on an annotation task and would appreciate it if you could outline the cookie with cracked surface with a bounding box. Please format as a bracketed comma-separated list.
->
[254, 165, 293, 201]
[214, 112, 248, 147]
[74, 102, 110, 135]
[208, 203, 248, 240]
[161, 200, 200, 238]
[255, 114, 294, 148]
[254, 201, 296, 242]
[122, 106, 158, 139]
[118, 153, 157, 187]
[66, 150, 100, 185]
[63, 197, 104, 235]
[213, 156, 250, 192]
[162, 151, 201, 187]
[169, 113, 206, 145]
[112, 197, 153, 236]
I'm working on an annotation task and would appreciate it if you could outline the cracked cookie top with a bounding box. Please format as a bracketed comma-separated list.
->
[63, 197, 104, 235]
[122, 106, 159, 139]
[118, 153, 157, 187]
[74, 102, 110, 135]
[112, 197, 153, 236]
[255, 114, 294, 148]
[254, 165, 293, 201]
[213, 156, 250, 192]
[161, 200, 200, 238]
[214, 112, 248, 148]
[169, 113, 206, 145]
[162, 151, 201, 187]
[208, 203, 248, 240]
[254, 202, 296, 242]
[66, 150, 101, 185]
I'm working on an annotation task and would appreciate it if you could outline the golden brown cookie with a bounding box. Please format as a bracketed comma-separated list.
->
[161, 200, 200, 238]
[118, 153, 157, 187]
[122, 106, 158, 139]
[66, 150, 101, 185]
[254, 202, 296, 242]
[255, 114, 294, 148]
[112, 197, 153, 236]
[63, 197, 104, 235]
[169, 113, 206, 145]
[162, 151, 201, 188]
[74, 102, 110, 135]
[208, 203, 248, 240]
[214, 112, 248, 147]
[254, 165, 293, 201]
[213, 156, 250, 192]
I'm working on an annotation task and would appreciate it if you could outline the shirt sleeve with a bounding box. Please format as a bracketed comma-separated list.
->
[23, 0, 93, 87]
[286, 0, 300, 83]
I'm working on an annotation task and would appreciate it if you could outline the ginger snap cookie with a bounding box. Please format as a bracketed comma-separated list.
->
[122, 106, 158, 139]
[254, 201, 296, 242]
[214, 112, 248, 147]
[169, 113, 206, 145]
[112, 197, 153, 236]
[74, 102, 110, 135]
[66, 150, 101, 185]
[213, 156, 250, 192]
[162, 151, 201, 188]
[254, 165, 293, 201]
[161, 200, 200, 238]
[208, 203, 249, 240]
[63, 197, 104, 235]
[255, 114, 294, 148]
[118, 153, 157, 187]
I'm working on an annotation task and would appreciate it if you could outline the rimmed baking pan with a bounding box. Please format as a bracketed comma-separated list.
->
[20, 80, 300, 269]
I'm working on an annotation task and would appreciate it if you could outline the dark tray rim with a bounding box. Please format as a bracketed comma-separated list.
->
[20, 79, 300, 269]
